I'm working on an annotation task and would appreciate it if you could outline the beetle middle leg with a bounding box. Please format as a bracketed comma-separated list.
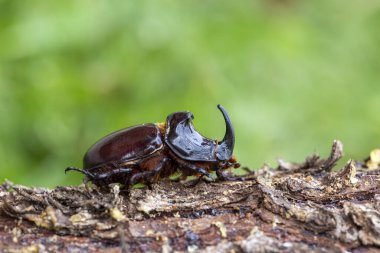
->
[187, 165, 212, 179]
[169, 159, 214, 186]
[168, 154, 212, 180]
[216, 169, 233, 181]
[182, 175, 206, 187]
[128, 157, 170, 186]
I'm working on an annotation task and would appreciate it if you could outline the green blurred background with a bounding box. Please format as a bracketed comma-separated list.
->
[1, 1, 380, 187]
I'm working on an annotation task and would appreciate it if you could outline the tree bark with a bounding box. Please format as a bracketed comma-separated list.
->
[1, 140, 380, 253]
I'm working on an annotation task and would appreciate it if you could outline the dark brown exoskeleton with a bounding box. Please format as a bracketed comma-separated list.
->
[65, 105, 240, 188]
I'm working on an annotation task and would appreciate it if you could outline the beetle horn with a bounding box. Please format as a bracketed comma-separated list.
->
[215, 104, 235, 161]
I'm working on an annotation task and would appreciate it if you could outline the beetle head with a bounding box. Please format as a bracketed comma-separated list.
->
[165, 105, 235, 162]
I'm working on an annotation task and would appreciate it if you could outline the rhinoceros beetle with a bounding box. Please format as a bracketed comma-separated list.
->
[65, 105, 240, 187]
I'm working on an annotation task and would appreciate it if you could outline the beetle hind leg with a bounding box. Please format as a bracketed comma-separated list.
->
[65, 167, 96, 179]
[94, 167, 133, 181]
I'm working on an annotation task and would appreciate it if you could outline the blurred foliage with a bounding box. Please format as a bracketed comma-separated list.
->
[1, 0, 380, 187]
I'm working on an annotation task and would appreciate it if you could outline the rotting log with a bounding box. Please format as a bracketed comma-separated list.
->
[1, 140, 380, 253]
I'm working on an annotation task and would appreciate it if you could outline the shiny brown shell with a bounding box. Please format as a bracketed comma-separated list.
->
[83, 123, 163, 169]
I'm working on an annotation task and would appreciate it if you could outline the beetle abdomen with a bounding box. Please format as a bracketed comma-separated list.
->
[83, 123, 163, 169]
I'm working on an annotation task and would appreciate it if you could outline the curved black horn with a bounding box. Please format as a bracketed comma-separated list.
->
[215, 104, 235, 161]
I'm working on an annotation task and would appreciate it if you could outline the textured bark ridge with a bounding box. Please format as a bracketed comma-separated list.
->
[1, 140, 380, 252]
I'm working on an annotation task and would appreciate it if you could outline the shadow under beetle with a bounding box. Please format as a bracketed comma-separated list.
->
[65, 105, 240, 187]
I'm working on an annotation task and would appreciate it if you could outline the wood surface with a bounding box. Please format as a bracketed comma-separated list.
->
[1, 140, 380, 253]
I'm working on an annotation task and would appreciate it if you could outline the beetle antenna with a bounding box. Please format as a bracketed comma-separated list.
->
[65, 167, 95, 179]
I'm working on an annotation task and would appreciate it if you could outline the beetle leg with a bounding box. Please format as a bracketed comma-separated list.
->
[128, 157, 170, 186]
[181, 164, 213, 180]
[182, 175, 205, 187]
[195, 168, 212, 179]
[65, 167, 96, 179]
[216, 169, 229, 181]
[91, 167, 132, 180]
[169, 153, 213, 180]
[65, 167, 133, 181]
[128, 171, 155, 186]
